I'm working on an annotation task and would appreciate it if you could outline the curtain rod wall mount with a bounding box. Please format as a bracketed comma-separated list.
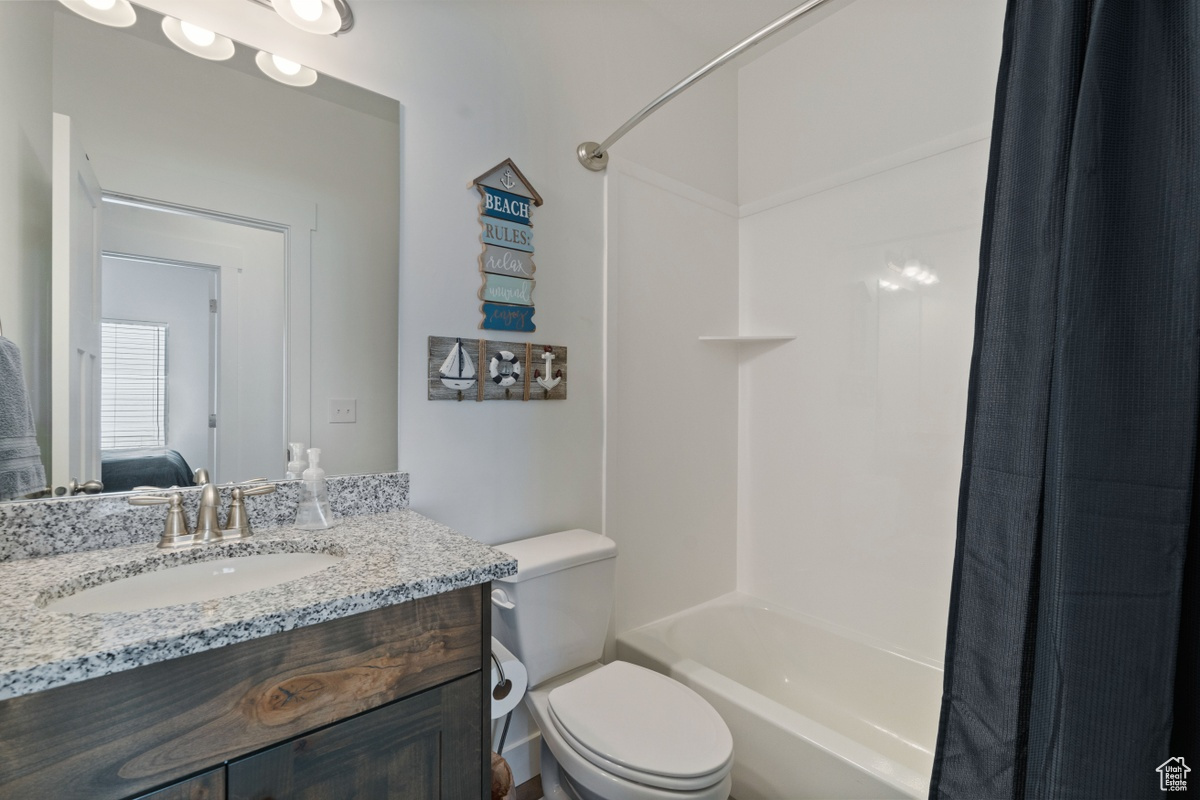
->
[577, 0, 837, 172]
[577, 143, 609, 172]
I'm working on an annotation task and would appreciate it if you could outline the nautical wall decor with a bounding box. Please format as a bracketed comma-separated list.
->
[428, 336, 478, 401]
[428, 336, 567, 401]
[528, 344, 569, 401]
[483, 339, 528, 401]
[481, 303, 536, 332]
[473, 159, 543, 333]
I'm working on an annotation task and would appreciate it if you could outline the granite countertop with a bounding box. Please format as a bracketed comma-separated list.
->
[0, 509, 516, 701]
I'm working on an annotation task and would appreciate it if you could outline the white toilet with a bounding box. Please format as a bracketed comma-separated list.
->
[492, 530, 733, 800]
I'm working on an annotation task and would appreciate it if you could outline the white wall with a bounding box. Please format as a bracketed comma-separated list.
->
[736, 0, 1006, 661]
[0, 2, 53, 474]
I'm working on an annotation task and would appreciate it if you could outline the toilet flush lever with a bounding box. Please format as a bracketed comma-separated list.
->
[491, 588, 515, 610]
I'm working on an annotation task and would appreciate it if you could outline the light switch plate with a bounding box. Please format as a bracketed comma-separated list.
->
[330, 398, 357, 423]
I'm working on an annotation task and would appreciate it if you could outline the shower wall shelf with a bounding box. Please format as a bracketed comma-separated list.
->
[698, 335, 797, 342]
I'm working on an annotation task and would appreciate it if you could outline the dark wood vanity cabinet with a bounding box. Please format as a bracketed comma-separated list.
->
[227, 674, 480, 799]
[134, 769, 226, 800]
[0, 584, 491, 800]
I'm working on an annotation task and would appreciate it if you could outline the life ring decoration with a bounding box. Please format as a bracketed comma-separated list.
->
[490, 350, 522, 386]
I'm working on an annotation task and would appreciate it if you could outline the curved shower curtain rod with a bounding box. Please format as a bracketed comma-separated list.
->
[577, 0, 839, 171]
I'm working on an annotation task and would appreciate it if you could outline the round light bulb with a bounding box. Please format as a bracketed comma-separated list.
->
[83, 0, 117, 10]
[180, 20, 216, 47]
[272, 54, 303, 76]
[289, 0, 324, 22]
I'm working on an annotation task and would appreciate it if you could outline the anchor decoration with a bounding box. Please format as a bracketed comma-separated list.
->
[535, 346, 562, 392]
[472, 159, 543, 333]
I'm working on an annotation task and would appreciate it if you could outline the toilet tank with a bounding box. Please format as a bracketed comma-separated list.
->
[492, 530, 617, 687]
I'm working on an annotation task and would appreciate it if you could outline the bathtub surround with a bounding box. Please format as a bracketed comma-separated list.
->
[0, 472, 409, 562]
[736, 0, 1006, 662]
[604, 160, 740, 636]
[931, 3, 1200, 797]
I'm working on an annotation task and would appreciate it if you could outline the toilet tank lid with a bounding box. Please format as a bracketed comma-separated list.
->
[495, 529, 616, 583]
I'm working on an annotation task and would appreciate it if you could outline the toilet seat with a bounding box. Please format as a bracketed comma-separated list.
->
[546, 661, 733, 791]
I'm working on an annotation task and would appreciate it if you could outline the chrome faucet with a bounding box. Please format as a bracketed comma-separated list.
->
[129, 478, 275, 549]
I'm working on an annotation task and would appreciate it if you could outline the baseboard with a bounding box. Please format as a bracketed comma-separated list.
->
[499, 730, 541, 786]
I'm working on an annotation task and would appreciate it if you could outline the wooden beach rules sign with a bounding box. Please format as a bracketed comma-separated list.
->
[473, 159, 543, 332]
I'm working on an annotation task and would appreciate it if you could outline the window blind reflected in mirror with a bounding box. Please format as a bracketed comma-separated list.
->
[101, 320, 167, 450]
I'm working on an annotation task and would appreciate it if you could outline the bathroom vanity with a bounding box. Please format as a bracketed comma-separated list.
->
[0, 476, 516, 799]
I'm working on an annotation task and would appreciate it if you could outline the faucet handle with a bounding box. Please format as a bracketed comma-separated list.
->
[129, 492, 196, 549]
[221, 482, 276, 540]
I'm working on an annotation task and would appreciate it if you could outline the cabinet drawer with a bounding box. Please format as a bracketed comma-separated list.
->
[228, 675, 480, 800]
[133, 768, 225, 800]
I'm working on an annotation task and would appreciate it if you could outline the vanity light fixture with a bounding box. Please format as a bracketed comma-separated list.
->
[271, 0, 342, 35]
[57, 0, 137, 28]
[162, 16, 236, 61]
[255, 51, 319, 87]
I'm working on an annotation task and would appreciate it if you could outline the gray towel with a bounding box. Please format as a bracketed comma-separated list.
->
[0, 336, 46, 501]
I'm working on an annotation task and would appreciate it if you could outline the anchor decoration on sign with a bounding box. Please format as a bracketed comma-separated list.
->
[535, 346, 562, 393]
[472, 159, 543, 333]
[438, 338, 476, 401]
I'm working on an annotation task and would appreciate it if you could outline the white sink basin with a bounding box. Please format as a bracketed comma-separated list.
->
[46, 552, 343, 614]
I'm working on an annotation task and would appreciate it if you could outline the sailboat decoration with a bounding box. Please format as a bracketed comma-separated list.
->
[439, 338, 476, 391]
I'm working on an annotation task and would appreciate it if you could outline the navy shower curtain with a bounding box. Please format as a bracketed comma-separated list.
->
[929, 1, 1200, 798]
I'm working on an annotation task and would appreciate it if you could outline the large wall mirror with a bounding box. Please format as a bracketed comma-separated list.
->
[0, 1, 399, 501]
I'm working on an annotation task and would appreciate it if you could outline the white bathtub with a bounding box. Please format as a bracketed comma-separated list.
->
[616, 593, 943, 799]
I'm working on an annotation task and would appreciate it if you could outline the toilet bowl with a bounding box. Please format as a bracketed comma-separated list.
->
[528, 662, 733, 800]
[492, 530, 734, 800]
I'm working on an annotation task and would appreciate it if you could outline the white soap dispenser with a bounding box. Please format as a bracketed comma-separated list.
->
[285, 442, 306, 480]
[294, 448, 335, 529]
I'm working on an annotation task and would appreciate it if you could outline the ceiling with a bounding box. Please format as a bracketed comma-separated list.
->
[352, 0, 846, 66]
[643, 0, 840, 57]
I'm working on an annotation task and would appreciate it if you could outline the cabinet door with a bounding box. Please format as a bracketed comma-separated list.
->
[133, 768, 225, 800]
[227, 674, 480, 800]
